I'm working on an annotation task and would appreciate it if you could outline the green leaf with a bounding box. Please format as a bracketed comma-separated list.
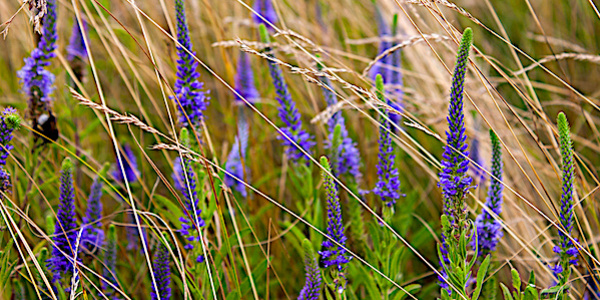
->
[472, 255, 491, 299]
[523, 286, 539, 300]
[511, 268, 521, 292]
[153, 194, 184, 226]
[500, 283, 514, 300]
[391, 284, 421, 300]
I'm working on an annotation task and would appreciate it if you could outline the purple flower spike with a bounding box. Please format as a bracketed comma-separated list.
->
[172, 128, 206, 259]
[0, 108, 20, 166]
[437, 28, 473, 292]
[18, 0, 57, 105]
[81, 164, 109, 252]
[252, 0, 278, 27]
[373, 75, 402, 207]
[259, 25, 315, 164]
[473, 130, 503, 257]
[298, 239, 322, 300]
[173, 0, 209, 129]
[67, 19, 89, 61]
[113, 144, 139, 184]
[151, 237, 172, 300]
[552, 112, 578, 289]
[319, 157, 351, 273]
[48, 158, 79, 280]
[235, 51, 259, 104]
[318, 63, 361, 180]
[225, 115, 250, 197]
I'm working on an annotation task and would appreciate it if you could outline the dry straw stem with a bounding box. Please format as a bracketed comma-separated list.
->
[514, 53, 600, 75]
[361, 33, 451, 76]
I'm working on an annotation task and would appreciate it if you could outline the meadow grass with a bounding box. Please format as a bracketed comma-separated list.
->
[0, 0, 600, 299]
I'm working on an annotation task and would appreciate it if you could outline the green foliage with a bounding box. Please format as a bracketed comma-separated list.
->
[500, 268, 539, 300]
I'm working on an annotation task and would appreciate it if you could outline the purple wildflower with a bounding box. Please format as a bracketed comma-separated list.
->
[0, 108, 20, 166]
[319, 157, 351, 272]
[172, 128, 205, 262]
[235, 51, 259, 104]
[552, 112, 578, 288]
[438, 28, 474, 228]
[318, 64, 361, 180]
[66, 18, 88, 61]
[252, 0, 278, 27]
[437, 28, 473, 292]
[151, 236, 172, 300]
[113, 144, 139, 184]
[81, 165, 108, 252]
[468, 134, 486, 182]
[48, 158, 79, 280]
[18, 0, 57, 104]
[473, 130, 503, 257]
[259, 25, 315, 164]
[173, 0, 209, 129]
[298, 239, 322, 300]
[225, 115, 250, 197]
[38, 0, 58, 58]
[373, 75, 402, 207]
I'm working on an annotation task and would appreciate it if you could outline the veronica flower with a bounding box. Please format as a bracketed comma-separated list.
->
[0, 107, 20, 166]
[67, 18, 89, 84]
[373, 75, 401, 207]
[551, 112, 578, 289]
[151, 236, 172, 300]
[370, 3, 391, 82]
[103, 225, 121, 299]
[48, 158, 78, 280]
[172, 128, 205, 262]
[437, 28, 473, 292]
[298, 239, 322, 300]
[81, 164, 109, 252]
[318, 64, 361, 180]
[113, 144, 139, 184]
[319, 157, 351, 273]
[252, 0, 278, 27]
[468, 134, 485, 182]
[259, 25, 315, 164]
[225, 116, 250, 197]
[438, 28, 474, 229]
[18, 0, 57, 107]
[67, 19, 88, 62]
[173, 0, 209, 129]
[473, 130, 503, 257]
[235, 51, 259, 104]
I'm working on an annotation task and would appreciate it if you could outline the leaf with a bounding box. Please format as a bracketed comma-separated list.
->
[523, 286, 539, 300]
[500, 283, 514, 300]
[391, 284, 421, 300]
[153, 194, 184, 226]
[511, 268, 521, 292]
[472, 255, 491, 300]
[226, 291, 240, 300]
